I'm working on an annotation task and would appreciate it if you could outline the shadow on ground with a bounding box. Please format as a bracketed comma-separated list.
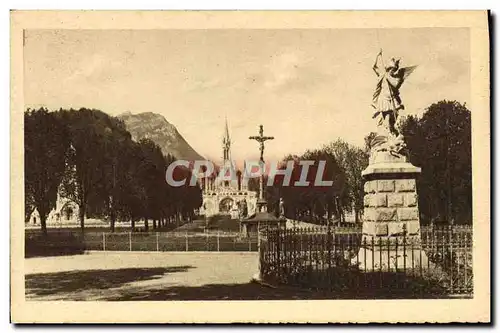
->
[26, 267, 466, 301]
[103, 282, 338, 301]
[25, 266, 193, 297]
[101, 281, 455, 301]
[100, 282, 458, 301]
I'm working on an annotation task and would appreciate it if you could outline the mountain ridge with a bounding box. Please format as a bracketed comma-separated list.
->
[118, 111, 205, 161]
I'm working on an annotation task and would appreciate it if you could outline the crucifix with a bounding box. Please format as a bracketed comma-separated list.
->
[249, 125, 274, 201]
[249, 125, 274, 163]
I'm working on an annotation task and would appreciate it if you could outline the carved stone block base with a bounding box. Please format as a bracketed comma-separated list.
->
[358, 151, 424, 272]
[354, 246, 430, 272]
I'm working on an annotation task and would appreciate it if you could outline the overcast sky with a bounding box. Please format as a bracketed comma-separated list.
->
[24, 28, 470, 162]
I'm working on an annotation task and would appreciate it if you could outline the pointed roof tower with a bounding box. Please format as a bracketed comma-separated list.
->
[222, 116, 231, 161]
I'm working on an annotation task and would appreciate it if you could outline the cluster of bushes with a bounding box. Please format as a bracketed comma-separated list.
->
[25, 232, 85, 258]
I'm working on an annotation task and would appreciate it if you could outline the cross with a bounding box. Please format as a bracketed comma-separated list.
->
[249, 125, 274, 202]
[249, 125, 274, 163]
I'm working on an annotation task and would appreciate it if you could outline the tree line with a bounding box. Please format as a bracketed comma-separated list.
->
[25, 100, 472, 234]
[258, 140, 367, 224]
[259, 100, 472, 226]
[25, 108, 202, 235]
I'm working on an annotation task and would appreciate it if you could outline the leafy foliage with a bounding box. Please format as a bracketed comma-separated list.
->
[25, 108, 70, 235]
[264, 139, 368, 225]
[400, 100, 472, 224]
[323, 140, 369, 222]
[25, 108, 203, 233]
[266, 149, 347, 224]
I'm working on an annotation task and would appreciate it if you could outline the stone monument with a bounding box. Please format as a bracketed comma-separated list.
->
[357, 51, 427, 270]
[242, 125, 285, 238]
[249, 124, 274, 210]
[230, 201, 240, 219]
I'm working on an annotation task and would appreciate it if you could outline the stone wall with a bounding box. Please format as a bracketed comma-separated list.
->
[362, 177, 421, 242]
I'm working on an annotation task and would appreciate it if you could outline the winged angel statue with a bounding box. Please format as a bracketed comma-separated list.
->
[371, 50, 417, 156]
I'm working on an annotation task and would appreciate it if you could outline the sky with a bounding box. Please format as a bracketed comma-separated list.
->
[24, 28, 470, 162]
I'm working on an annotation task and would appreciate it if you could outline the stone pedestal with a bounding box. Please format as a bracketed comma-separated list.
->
[356, 151, 429, 271]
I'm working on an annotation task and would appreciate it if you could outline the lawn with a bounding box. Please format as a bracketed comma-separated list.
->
[205, 215, 241, 232]
[25, 216, 257, 257]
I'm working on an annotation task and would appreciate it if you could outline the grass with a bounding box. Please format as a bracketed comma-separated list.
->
[98, 233, 257, 252]
[268, 267, 458, 299]
[206, 214, 240, 232]
[25, 228, 258, 257]
[25, 215, 253, 257]
[25, 232, 85, 258]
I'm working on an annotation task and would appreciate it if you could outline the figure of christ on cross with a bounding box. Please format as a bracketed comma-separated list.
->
[249, 125, 274, 201]
[249, 125, 274, 164]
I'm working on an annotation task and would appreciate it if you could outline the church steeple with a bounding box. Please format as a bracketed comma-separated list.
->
[200, 117, 258, 219]
[222, 116, 231, 161]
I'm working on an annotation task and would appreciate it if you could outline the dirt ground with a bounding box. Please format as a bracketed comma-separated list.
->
[25, 252, 335, 301]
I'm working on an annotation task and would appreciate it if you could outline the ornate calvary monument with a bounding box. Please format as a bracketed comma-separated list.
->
[358, 51, 427, 270]
[249, 125, 274, 212]
[240, 125, 285, 237]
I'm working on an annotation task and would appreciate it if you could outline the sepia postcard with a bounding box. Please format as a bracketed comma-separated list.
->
[10, 10, 490, 323]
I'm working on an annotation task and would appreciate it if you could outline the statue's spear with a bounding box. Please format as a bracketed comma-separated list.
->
[377, 48, 400, 119]
[374, 28, 400, 114]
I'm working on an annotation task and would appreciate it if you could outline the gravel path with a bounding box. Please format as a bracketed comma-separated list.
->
[24, 252, 276, 301]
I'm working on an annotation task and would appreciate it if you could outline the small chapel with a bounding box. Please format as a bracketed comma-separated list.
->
[27, 145, 81, 227]
[27, 193, 80, 227]
[200, 119, 257, 219]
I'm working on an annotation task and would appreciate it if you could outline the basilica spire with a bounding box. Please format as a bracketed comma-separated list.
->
[222, 116, 231, 161]
[201, 117, 258, 219]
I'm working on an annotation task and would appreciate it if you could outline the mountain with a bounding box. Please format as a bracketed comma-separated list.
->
[118, 112, 204, 161]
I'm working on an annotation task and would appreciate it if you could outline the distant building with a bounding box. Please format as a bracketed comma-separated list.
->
[200, 119, 257, 218]
[27, 193, 80, 227]
[27, 144, 82, 227]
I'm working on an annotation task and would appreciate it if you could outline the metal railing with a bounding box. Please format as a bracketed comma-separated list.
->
[26, 230, 259, 255]
[259, 225, 473, 297]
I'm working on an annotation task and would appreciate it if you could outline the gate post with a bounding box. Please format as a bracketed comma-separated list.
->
[156, 232, 159, 252]
[217, 231, 220, 252]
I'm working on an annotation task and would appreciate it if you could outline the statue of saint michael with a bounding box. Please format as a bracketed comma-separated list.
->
[371, 50, 416, 156]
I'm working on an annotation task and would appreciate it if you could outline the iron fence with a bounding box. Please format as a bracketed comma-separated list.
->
[259, 225, 473, 297]
[25, 230, 259, 255]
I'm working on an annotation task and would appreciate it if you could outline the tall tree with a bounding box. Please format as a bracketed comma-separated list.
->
[400, 100, 472, 224]
[136, 139, 166, 231]
[59, 108, 117, 233]
[324, 139, 369, 222]
[120, 141, 149, 230]
[271, 150, 345, 224]
[100, 119, 135, 232]
[25, 108, 69, 235]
